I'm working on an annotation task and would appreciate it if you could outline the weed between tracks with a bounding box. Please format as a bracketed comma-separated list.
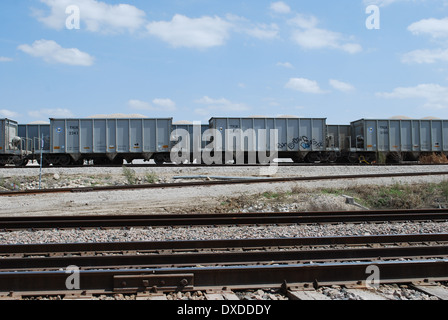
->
[321, 181, 448, 210]
[0, 169, 161, 191]
[216, 181, 448, 212]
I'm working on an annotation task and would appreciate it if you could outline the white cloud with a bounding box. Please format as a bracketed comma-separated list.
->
[244, 23, 279, 40]
[408, 17, 448, 39]
[377, 83, 448, 109]
[147, 14, 232, 49]
[147, 13, 280, 48]
[285, 78, 326, 94]
[28, 108, 75, 119]
[288, 14, 319, 29]
[0, 57, 13, 62]
[194, 96, 250, 116]
[270, 1, 291, 14]
[363, 0, 426, 7]
[402, 48, 448, 64]
[288, 14, 362, 54]
[35, 1, 286, 48]
[128, 99, 177, 112]
[0, 109, 19, 118]
[364, 0, 403, 7]
[152, 98, 177, 111]
[225, 14, 280, 40]
[276, 62, 294, 68]
[329, 79, 355, 92]
[128, 99, 152, 110]
[37, 0, 146, 34]
[403, 17, 448, 64]
[18, 39, 94, 66]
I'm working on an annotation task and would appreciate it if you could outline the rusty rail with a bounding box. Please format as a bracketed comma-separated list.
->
[1, 171, 448, 197]
[1, 234, 448, 272]
[0, 208, 447, 230]
[0, 234, 448, 296]
[0, 260, 447, 295]
[2, 233, 447, 255]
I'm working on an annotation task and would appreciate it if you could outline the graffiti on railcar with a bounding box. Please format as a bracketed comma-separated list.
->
[277, 136, 324, 150]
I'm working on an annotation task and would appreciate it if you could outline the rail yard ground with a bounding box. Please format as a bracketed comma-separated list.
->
[1, 164, 448, 301]
[1, 164, 448, 216]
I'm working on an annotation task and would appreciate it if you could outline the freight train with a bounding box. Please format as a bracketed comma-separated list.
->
[1, 116, 447, 167]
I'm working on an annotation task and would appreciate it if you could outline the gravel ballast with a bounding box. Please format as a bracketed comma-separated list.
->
[0, 222, 447, 245]
[1, 164, 448, 300]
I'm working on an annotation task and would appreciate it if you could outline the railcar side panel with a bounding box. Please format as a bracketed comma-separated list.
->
[400, 121, 412, 152]
[50, 118, 172, 160]
[351, 119, 448, 153]
[18, 124, 50, 152]
[0, 120, 4, 153]
[209, 117, 326, 153]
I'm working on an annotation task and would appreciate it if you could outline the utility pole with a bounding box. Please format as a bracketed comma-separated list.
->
[39, 134, 43, 190]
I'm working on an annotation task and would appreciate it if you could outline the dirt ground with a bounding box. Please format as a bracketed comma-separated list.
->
[1, 177, 448, 217]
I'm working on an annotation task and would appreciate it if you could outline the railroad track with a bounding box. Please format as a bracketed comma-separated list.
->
[1, 171, 448, 197]
[1, 234, 448, 271]
[1, 208, 448, 230]
[1, 234, 448, 299]
[0, 161, 445, 169]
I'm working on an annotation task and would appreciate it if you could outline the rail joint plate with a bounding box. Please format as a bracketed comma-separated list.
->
[113, 273, 194, 292]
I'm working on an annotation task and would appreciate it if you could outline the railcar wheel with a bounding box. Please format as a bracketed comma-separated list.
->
[58, 155, 72, 166]
[13, 156, 28, 167]
[16, 159, 29, 167]
[348, 153, 359, 164]
[365, 154, 377, 164]
[37, 157, 51, 167]
[327, 152, 338, 163]
[153, 154, 165, 165]
[305, 152, 321, 163]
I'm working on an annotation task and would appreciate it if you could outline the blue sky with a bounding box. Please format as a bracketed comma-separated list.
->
[1, 0, 448, 125]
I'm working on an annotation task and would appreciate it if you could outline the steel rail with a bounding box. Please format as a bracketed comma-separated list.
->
[2, 233, 447, 256]
[2, 241, 448, 272]
[0, 260, 447, 294]
[1, 162, 445, 170]
[1, 235, 448, 295]
[0, 209, 448, 230]
[1, 171, 448, 197]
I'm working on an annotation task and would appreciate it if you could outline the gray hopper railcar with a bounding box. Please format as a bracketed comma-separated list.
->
[0, 119, 29, 166]
[47, 118, 173, 166]
[344, 119, 448, 163]
[4, 116, 448, 167]
[208, 117, 337, 164]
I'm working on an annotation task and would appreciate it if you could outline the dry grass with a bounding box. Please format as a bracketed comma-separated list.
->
[321, 181, 448, 210]
[215, 181, 448, 213]
[420, 153, 448, 164]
